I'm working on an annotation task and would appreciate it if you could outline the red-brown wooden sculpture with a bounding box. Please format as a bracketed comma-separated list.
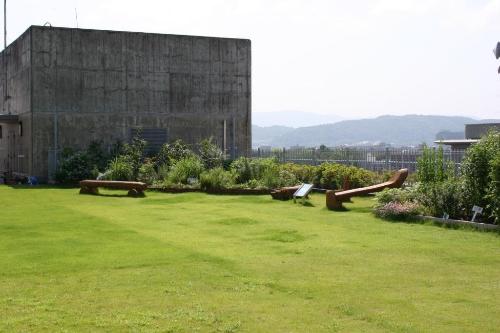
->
[325, 168, 408, 210]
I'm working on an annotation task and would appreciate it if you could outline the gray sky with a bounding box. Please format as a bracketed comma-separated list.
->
[5, 0, 500, 119]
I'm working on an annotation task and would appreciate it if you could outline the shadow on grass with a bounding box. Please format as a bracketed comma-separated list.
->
[81, 193, 140, 198]
[295, 201, 316, 208]
[6, 184, 79, 190]
[327, 206, 350, 212]
[347, 205, 372, 214]
[5, 185, 146, 198]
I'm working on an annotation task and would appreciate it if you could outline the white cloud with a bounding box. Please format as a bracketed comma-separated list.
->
[372, 0, 500, 31]
[440, 0, 500, 31]
[372, 0, 438, 16]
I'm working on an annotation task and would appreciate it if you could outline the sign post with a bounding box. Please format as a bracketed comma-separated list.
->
[471, 205, 483, 222]
[293, 183, 314, 204]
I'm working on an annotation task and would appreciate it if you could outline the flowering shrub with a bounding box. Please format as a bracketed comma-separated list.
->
[374, 202, 420, 220]
[375, 187, 419, 206]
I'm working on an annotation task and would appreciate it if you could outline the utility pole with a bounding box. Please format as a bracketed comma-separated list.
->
[3, 0, 6, 49]
[2, 0, 5, 115]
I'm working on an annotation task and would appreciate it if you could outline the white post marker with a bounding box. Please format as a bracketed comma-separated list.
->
[442, 212, 449, 220]
[471, 205, 483, 222]
[293, 184, 314, 204]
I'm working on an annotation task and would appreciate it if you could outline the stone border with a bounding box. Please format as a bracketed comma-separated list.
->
[415, 215, 499, 231]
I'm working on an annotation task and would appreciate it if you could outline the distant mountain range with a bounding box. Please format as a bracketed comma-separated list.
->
[252, 111, 343, 128]
[252, 115, 500, 148]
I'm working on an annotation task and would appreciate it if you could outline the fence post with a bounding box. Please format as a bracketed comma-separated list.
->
[282, 147, 286, 163]
[385, 147, 390, 170]
[401, 149, 404, 169]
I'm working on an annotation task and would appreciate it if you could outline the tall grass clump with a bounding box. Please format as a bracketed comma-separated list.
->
[166, 156, 205, 185]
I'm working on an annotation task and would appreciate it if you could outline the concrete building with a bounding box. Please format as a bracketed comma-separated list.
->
[0, 26, 251, 181]
[435, 123, 500, 150]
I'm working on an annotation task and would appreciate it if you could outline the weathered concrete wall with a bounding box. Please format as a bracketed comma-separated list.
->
[0, 28, 32, 176]
[465, 123, 500, 139]
[30, 26, 251, 179]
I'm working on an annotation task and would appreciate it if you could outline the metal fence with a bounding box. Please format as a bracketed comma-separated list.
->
[252, 147, 467, 172]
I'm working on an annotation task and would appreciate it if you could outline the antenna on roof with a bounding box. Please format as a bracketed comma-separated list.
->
[495, 42, 500, 74]
[75, 8, 78, 28]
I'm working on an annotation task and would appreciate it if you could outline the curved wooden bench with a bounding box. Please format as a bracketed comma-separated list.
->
[326, 168, 408, 210]
[79, 180, 147, 197]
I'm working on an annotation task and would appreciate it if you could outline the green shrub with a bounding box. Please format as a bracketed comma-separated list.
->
[315, 163, 375, 189]
[167, 156, 205, 185]
[157, 164, 170, 181]
[138, 159, 158, 185]
[86, 140, 109, 171]
[230, 157, 254, 183]
[230, 157, 278, 184]
[416, 180, 465, 219]
[260, 165, 297, 189]
[461, 131, 500, 221]
[244, 179, 263, 189]
[55, 141, 112, 183]
[121, 136, 147, 180]
[106, 156, 133, 181]
[103, 135, 146, 181]
[280, 163, 316, 183]
[229, 159, 376, 190]
[200, 167, 236, 191]
[55, 151, 96, 183]
[486, 151, 500, 223]
[198, 138, 224, 169]
[417, 145, 454, 184]
[156, 139, 193, 169]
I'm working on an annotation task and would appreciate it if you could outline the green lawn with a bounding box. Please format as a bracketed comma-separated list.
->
[0, 186, 499, 332]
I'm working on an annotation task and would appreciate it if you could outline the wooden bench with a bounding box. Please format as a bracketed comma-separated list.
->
[79, 180, 147, 197]
[270, 185, 301, 200]
[326, 168, 408, 210]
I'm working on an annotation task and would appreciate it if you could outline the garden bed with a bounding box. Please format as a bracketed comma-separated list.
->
[415, 215, 499, 231]
[148, 185, 270, 195]
[148, 186, 202, 193]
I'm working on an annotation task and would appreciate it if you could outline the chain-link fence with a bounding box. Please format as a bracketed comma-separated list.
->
[252, 147, 466, 173]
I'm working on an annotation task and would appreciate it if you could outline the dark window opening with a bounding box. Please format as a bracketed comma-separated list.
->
[0, 125, 2, 139]
[19, 122, 23, 136]
[130, 128, 168, 155]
